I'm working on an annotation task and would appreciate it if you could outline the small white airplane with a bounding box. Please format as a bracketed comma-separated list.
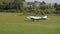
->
[27, 15, 47, 21]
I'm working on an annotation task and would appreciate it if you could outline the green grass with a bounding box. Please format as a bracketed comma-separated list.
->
[0, 13, 60, 34]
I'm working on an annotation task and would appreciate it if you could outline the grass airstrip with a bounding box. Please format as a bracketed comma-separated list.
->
[0, 13, 60, 34]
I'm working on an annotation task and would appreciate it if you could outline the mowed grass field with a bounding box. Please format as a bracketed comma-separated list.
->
[0, 13, 60, 34]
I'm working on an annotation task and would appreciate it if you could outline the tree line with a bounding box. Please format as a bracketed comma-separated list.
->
[0, 0, 60, 15]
